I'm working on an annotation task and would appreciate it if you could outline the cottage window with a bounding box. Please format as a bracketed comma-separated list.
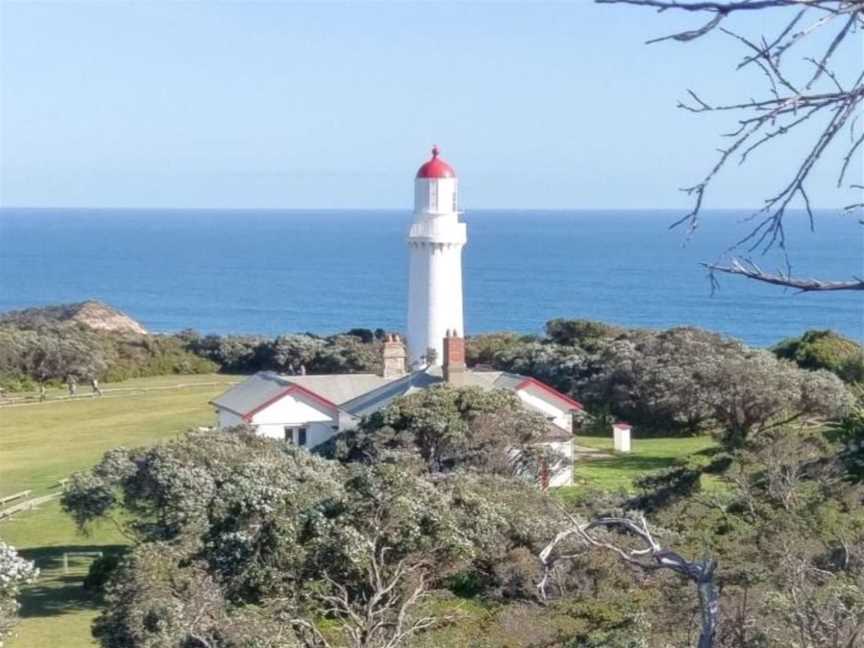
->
[284, 426, 308, 445]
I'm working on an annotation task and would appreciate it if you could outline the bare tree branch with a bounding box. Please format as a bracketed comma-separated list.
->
[539, 511, 720, 648]
[704, 258, 864, 291]
[597, 0, 864, 292]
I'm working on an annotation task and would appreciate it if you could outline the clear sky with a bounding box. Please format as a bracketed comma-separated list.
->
[1, 1, 859, 209]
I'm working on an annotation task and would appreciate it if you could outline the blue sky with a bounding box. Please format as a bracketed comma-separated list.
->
[1, 1, 859, 209]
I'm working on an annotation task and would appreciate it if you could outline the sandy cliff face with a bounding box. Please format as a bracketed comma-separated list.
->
[0, 300, 148, 335]
[69, 301, 148, 335]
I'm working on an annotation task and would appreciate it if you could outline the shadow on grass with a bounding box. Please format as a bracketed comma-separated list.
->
[17, 544, 125, 619]
[583, 454, 682, 473]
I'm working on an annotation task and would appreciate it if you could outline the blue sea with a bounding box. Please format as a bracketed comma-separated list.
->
[0, 208, 861, 347]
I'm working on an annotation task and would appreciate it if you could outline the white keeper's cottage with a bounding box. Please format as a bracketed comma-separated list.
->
[212, 147, 593, 487]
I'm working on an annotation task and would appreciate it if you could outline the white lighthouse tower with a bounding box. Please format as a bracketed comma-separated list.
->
[407, 146, 466, 367]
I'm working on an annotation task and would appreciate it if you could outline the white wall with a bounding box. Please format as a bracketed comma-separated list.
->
[414, 178, 458, 216]
[407, 175, 467, 367]
[613, 425, 632, 453]
[516, 388, 572, 431]
[248, 391, 339, 449]
[255, 420, 336, 448]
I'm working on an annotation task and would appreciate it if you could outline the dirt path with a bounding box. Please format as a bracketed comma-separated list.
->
[573, 444, 614, 460]
[0, 493, 61, 520]
[0, 380, 239, 409]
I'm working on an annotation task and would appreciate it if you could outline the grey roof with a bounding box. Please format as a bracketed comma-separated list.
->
[341, 367, 572, 441]
[341, 370, 443, 417]
[340, 368, 534, 417]
[288, 374, 392, 405]
[212, 368, 576, 444]
[211, 372, 291, 415]
[491, 373, 526, 390]
[211, 371, 392, 416]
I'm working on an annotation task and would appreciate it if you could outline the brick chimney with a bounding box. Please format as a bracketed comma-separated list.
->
[382, 334, 407, 379]
[442, 329, 467, 386]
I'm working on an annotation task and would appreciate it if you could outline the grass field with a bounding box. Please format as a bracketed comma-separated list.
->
[0, 373, 239, 648]
[0, 374, 716, 647]
[572, 435, 718, 492]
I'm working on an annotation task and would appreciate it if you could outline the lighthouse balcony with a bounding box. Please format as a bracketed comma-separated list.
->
[407, 220, 466, 245]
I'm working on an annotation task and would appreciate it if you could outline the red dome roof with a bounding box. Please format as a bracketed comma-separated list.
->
[416, 146, 456, 179]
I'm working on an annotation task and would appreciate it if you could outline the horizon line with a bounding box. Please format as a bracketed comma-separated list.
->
[0, 205, 841, 213]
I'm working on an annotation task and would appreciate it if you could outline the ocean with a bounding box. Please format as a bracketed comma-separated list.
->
[0, 208, 861, 347]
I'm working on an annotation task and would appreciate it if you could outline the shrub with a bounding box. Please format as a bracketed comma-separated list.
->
[773, 329, 864, 384]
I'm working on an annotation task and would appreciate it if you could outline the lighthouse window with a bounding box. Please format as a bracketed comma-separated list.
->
[452, 190, 457, 212]
[429, 183, 438, 210]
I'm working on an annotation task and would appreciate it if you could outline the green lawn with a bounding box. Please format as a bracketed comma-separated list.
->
[0, 374, 239, 648]
[570, 435, 719, 493]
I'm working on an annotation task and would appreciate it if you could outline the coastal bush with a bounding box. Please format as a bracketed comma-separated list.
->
[0, 319, 217, 389]
[471, 320, 854, 446]
[773, 329, 864, 384]
[465, 332, 535, 366]
[62, 431, 582, 647]
[184, 330, 384, 375]
[0, 541, 38, 643]
[323, 385, 563, 479]
[58, 415, 864, 647]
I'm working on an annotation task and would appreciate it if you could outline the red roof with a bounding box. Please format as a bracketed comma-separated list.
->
[416, 146, 456, 179]
[242, 384, 338, 422]
[515, 377, 584, 411]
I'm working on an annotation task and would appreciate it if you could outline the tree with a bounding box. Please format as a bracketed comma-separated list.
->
[63, 432, 568, 648]
[327, 385, 563, 479]
[538, 512, 719, 648]
[580, 326, 853, 444]
[703, 350, 852, 447]
[261, 335, 326, 373]
[773, 329, 864, 384]
[465, 332, 535, 366]
[583, 327, 744, 434]
[544, 319, 624, 351]
[491, 340, 588, 396]
[599, 0, 864, 291]
[634, 423, 864, 647]
[0, 542, 38, 644]
[93, 543, 293, 648]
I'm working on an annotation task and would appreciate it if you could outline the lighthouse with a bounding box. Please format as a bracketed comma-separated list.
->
[407, 146, 466, 367]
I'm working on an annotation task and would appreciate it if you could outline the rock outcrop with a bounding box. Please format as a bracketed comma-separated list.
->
[0, 300, 148, 335]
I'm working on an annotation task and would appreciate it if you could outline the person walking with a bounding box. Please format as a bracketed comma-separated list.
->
[39, 384, 46, 401]
[67, 375, 77, 397]
[91, 377, 103, 397]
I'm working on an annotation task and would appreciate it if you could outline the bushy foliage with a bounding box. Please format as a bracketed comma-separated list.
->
[470, 320, 853, 447]
[827, 401, 864, 483]
[636, 425, 864, 648]
[773, 329, 864, 384]
[465, 332, 536, 366]
[0, 541, 38, 643]
[0, 321, 217, 389]
[0, 311, 387, 390]
[62, 432, 582, 647]
[184, 331, 384, 375]
[83, 553, 124, 597]
[324, 385, 565, 479]
[544, 318, 625, 350]
[93, 542, 292, 648]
